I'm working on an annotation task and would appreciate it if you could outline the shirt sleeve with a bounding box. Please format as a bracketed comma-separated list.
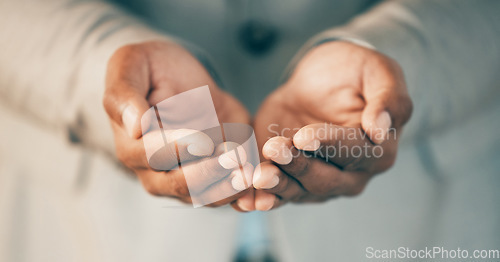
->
[0, 0, 169, 155]
[289, 0, 500, 142]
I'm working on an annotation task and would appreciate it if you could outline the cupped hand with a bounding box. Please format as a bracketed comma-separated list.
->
[248, 41, 413, 211]
[103, 40, 252, 206]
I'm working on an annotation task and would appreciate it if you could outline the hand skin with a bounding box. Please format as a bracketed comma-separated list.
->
[240, 41, 413, 211]
[103, 40, 253, 206]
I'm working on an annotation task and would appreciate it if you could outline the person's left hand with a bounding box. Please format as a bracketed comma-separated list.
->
[237, 41, 412, 211]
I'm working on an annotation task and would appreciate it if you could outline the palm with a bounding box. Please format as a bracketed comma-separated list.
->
[254, 67, 365, 149]
[254, 41, 396, 149]
[139, 41, 250, 125]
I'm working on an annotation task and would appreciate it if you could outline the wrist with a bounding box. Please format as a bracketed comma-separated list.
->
[282, 34, 375, 83]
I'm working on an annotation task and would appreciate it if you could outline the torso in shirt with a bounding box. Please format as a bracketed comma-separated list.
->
[111, 0, 379, 112]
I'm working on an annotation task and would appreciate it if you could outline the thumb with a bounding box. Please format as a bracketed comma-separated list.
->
[121, 99, 151, 139]
[361, 92, 413, 144]
[104, 91, 151, 139]
[361, 102, 392, 145]
[103, 46, 152, 139]
[361, 55, 413, 144]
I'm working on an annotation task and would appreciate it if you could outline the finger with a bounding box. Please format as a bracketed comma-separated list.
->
[138, 141, 248, 200]
[104, 46, 152, 138]
[181, 142, 248, 192]
[361, 59, 413, 143]
[293, 124, 376, 170]
[263, 136, 369, 196]
[255, 190, 278, 211]
[111, 122, 151, 169]
[136, 162, 241, 202]
[232, 188, 255, 212]
[252, 162, 280, 190]
[231, 201, 248, 212]
[253, 162, 304, 201]
[117, 126, 215, 171]
[362, 108, 392, 145]
[230, 162, 254, 191]
[194, 163, 253, 207]
[262, 137, 294, 165]
[213, 142, 248, 169]
[136, 168, 190, 198]
[144, 129, 215, 171]
[231, 201, 245, 212]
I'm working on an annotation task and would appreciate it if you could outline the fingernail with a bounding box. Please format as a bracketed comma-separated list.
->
[219, 153, 239, 169]
[237, 200, 252, 212]
[187, 143, 213, 157]
[302, 139, 320, 151]
[253, 166, 280, 189]
[374, 111, 391, 144]
[171, 129, 215, 156]
[237, 197, 254, 212]
[260, 173, 280, 189]
[219, 151, 240, 169]
[262, 141, 280, 158]
[232, 164, 254, 191]
[231, 174, 247, 191]
[217, 143, 247, 169]
[256, 193, 275, 211]
[232, 144, 248, 165]
[122, 105, 138, 138]
[271, 145, 293, 165]
[253, 166, 262, 184]
[293, 132, 320, 151]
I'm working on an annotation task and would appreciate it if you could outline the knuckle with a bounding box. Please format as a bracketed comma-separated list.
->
[324, 175, 343, 194]
[312, 175, 342, 196]
[292, 158, 310, 178]
[313, 186, 331, 196]
[112, 44, 138, 61]
[172, 178, 190, 197]
[142, 180, 160, 196]
[115, 148, 129, 164]
[343, 154, 364, 170]
[107, 45, 136, 78]
[346, 184, 366, 197]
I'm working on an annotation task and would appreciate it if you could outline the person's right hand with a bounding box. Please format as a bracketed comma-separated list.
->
[103, 40, 251, 206]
